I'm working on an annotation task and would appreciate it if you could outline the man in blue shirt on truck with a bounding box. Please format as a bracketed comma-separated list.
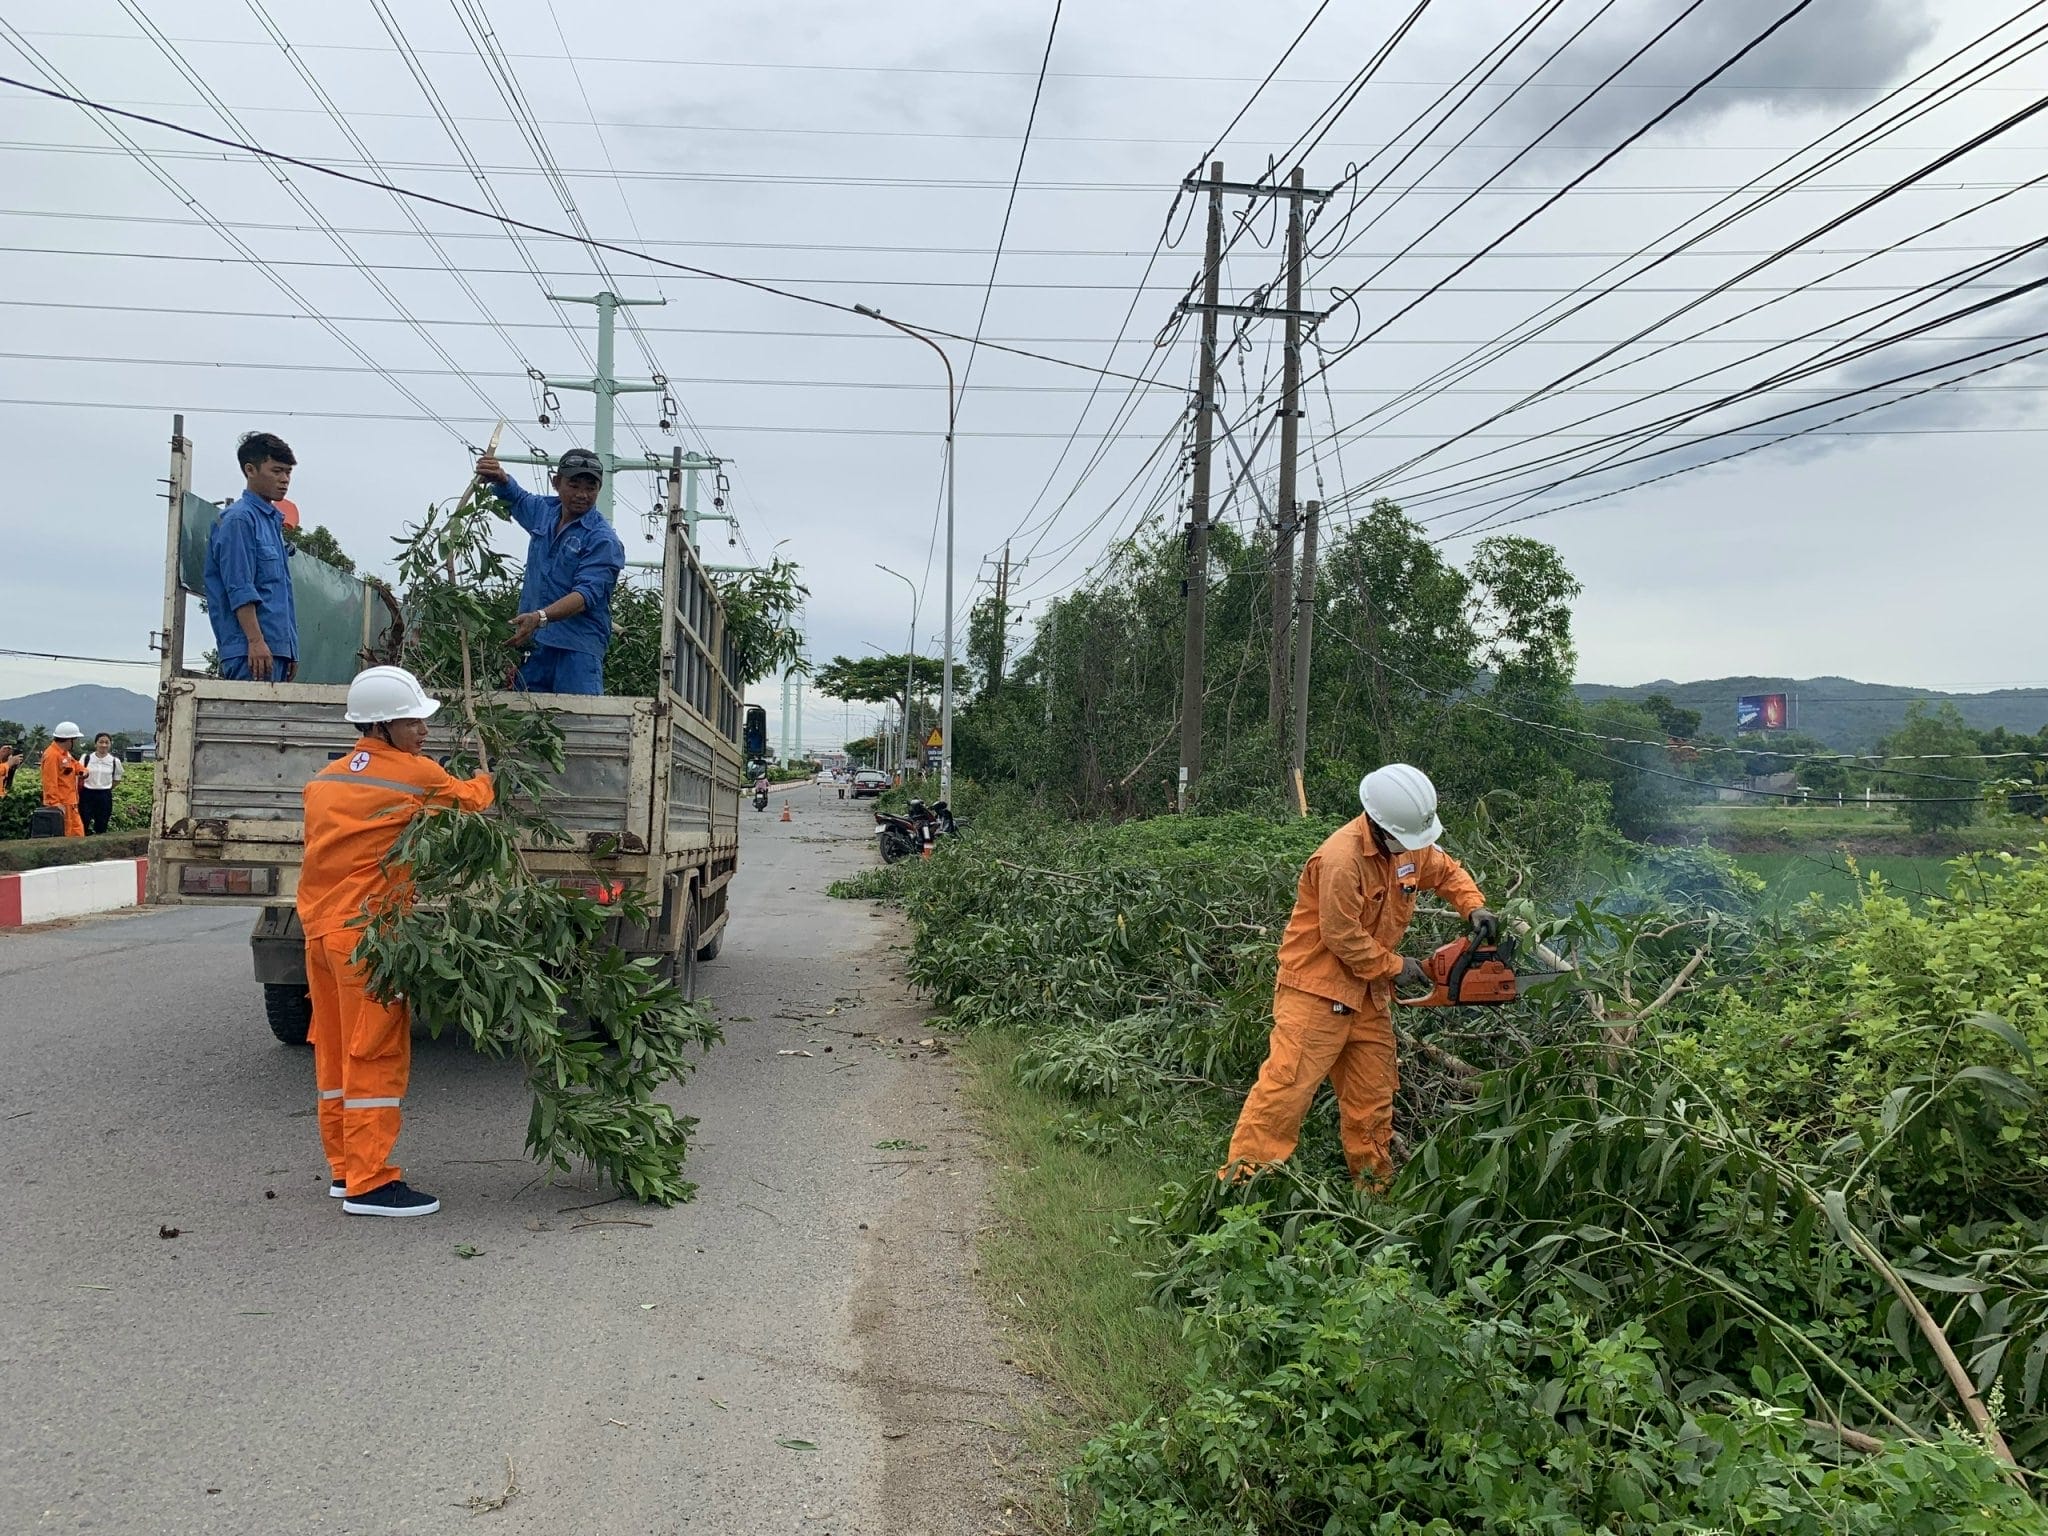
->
[203, 431, 299, 682]
[472, 447, 627, 695]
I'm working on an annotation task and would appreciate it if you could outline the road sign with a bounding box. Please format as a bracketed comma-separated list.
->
[924, 726, 943, 750]
[925, 747, 942, 769]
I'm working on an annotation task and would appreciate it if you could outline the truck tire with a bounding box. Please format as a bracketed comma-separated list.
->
[695, 923, 724, 965]
[671, 902, 700, 1003]
[264, 983, 313, 1047]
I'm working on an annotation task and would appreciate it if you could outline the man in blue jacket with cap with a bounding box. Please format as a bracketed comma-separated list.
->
[472, 447, 627, 695]
[204, 431, 300, 682]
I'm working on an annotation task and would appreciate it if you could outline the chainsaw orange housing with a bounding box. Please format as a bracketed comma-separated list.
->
[1400, 936, 1522, 1008]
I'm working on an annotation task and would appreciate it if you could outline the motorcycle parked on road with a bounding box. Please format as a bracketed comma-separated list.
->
[875, 798, 963, 863]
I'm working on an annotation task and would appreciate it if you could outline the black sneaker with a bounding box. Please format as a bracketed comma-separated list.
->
[341, 1180, 440, 1217]
[328, 1179, 345, 1199]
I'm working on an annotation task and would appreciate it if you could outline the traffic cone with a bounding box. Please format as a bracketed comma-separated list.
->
[780, 802, 792, 822]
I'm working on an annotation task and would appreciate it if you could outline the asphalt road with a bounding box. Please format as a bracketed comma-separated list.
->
[0, 786, 1024, 1534]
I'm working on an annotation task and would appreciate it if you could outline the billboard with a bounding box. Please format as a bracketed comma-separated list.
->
[1736, 693, 1789, 732]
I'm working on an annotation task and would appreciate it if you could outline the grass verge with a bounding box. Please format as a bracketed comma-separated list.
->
[0, 831, 148, 873]
[954, 1028, 1192, 1519]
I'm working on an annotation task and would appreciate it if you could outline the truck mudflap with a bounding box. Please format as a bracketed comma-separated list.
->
[251, 904, 307, 987]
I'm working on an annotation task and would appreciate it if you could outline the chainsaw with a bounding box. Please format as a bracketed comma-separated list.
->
[1395, 933, 1571, 1009]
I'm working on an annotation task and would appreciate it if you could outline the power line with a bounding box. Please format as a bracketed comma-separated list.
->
[0, 23, 474, 445]
[109, 0, 521, 429]
[923, 0, 1064, 600]
[1304, 8, 2048, 485]
[1325, 62, 2048, 507]
[18, 205, 2040, 263]
[0, 645, 157, 668]
[18, 296, 2046, 349]
[0, 75, 1188, 393]
[18, 136, 2045, 196]
[20, 29, 2037, 91]
[24, 241, 2048, 296]
[23, 347, 2048, 399]
[1430, 324, 2048, 540]
[39, 92, 2048, 156]
[1380, 232, 2048, 513]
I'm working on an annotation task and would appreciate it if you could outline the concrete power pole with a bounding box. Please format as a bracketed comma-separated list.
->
[1268, 167, 1306, 745]
[1177, 162, 1226, 814]
[1289, 500, 1321, 811]
[989, 543, 1012, 694]
[1176, 164, 1329, 809]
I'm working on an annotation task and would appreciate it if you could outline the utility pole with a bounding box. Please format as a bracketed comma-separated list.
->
[1268, 167, 1306, 745]
[1177, 162, 1225, 814]
[1289, 499, 1321, 813]
[989, 543, 1012, 693]
[1176, 163, 1330, 810]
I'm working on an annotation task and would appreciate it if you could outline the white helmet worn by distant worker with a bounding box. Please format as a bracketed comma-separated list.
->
[345, 666, 442, 725]
[53, 721, 81, 739]
[1358, 762, 1443, 851]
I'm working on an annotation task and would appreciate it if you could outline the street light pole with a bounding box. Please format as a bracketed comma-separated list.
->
[876, 564, 918, 781]
[857, 304, 957, 802]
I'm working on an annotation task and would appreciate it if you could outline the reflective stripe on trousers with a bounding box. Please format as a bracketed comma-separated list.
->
[304, 932, 412, 1198]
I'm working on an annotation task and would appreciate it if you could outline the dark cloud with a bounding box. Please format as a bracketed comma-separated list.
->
[1517, 0, 1939, 145]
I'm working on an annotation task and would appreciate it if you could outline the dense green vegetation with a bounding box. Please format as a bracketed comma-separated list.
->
[0, 760, 153, 841]
[846, 810, 2048, 1529]
[824, 499, 2048, 1528]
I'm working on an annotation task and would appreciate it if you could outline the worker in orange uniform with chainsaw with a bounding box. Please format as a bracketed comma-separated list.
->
[298, 666, 493, 1217]
[40, 724, 86, 838]
[1220, 763, 1497, 1189]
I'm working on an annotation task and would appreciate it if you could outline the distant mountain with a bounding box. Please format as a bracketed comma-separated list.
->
[1572, 675, 2048, 753]
[0, 685, 156, 736]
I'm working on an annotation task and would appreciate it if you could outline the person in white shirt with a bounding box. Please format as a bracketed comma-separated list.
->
[78, 733, 125, 836]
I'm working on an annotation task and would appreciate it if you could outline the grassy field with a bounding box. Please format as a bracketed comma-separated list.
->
[955, 1030, 1192, 1519]
[1731, 850, 1956, 908]
[1667, 799, 2037, 906]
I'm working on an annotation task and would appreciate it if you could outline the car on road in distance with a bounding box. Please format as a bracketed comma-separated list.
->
[850, 769, 891, 798]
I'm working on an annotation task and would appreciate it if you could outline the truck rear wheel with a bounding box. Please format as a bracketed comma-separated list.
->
[263, 983, 313, 1047]
[663, 901, 700, 1003]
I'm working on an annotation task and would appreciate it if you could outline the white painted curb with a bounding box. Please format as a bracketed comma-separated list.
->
[0, 858, 149, 927]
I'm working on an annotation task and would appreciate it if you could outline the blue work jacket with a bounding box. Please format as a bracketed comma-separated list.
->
[203, 490, 298, 661]
[491, 477, 627, 656]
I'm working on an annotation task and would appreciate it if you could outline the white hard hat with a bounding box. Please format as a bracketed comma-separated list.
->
[344, 666, 442, 725]
[53, 721, 82, 738]
[1359, 763, 1443, 851]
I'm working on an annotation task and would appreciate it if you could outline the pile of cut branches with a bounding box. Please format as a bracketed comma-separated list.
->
[349, 480, 720, 1204]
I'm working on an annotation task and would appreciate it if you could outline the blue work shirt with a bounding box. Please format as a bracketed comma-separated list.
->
[490, 477, 627, 656]
[203, 490, 298, 662]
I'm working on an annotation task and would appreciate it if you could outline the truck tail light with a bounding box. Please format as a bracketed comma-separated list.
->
[559, 879, 625, 905]
[180, 864, 278, 896]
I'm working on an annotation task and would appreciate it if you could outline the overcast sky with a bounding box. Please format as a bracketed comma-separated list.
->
[2, 0, 2045, 746]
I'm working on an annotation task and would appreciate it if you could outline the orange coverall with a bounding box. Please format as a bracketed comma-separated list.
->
[39, 742, 84, 838]
[1222, 815, 1484, 1186]
[297, 738, 493, 1198]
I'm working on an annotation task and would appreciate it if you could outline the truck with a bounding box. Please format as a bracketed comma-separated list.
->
[145, 417, 744, 1044]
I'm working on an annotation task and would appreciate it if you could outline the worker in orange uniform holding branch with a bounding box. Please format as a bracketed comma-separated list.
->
[40, 723, 86, 838]
[1221, 763, 1498, 1189]
[298, 666, 493, 1217]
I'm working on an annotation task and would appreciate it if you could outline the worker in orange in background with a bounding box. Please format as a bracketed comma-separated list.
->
[40, 723, 85, 838]
[298, 666, 492, 1217]
[1219, 763, 1498, 1189]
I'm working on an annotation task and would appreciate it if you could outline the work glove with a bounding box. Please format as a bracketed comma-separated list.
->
[1397, 955, 1427, 988]
[1468, 908, 1501, 946]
